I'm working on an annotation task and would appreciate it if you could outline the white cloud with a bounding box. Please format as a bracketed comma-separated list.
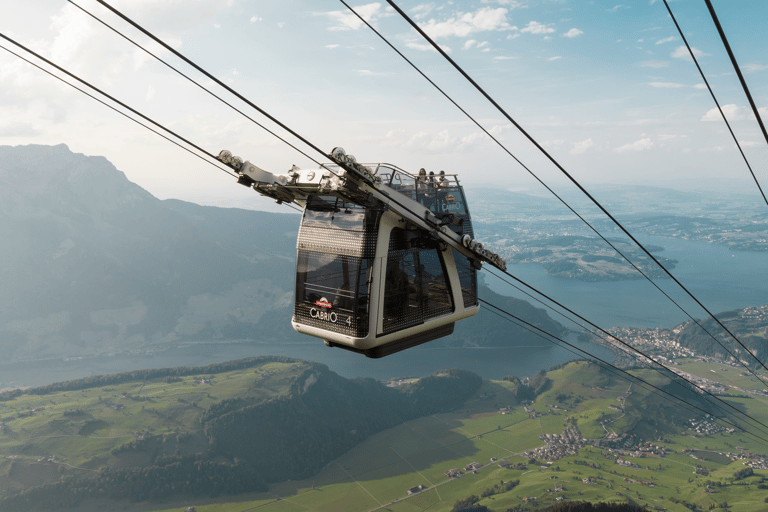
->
[570, 138, 593, 154]
[277, 22, 285, 28]
[671, 45, 709, 60]
[648, 82, 685, 88]
[316, 3, 381, 31]
[521, 21, 555, 35]
[146, 85, 155, 101]
[411, 3, 436, 20]
[701, 104, 744, 122]
[562, 28, 583, 38]
[615, 138, 653, 152]
[406, 42, 452, 53]
[549, 56, 562, 61]
[405, 129, 459, 151]
[477, 41, 489, 48]
[639, 60, 669, 68]
[418, 7, 511, 38]
[250, 15, 262, 23]
[743, 63, 768, 73]
[325, 44, 340, 49]
[542, 139, 564, 149]
[493, 56, 515, 60]
[693, 83, 706, 89]
[655, 36, 675, 45]
[607, 5, 628, 12]
[463, 39, 477, 49]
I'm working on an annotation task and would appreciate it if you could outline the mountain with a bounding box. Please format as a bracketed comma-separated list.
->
[0, 144, 567, 363]
[0, 357, 483, 510]
[0, 144, 298, 361]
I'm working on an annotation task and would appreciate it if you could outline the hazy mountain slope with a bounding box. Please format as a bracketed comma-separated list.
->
[0, 144, 567, 363]
[0, 144, 298, 361]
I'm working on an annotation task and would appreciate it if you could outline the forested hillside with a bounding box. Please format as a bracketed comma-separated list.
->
[0, 357, 482, 510]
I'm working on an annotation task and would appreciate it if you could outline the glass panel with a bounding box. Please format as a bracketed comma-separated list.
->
[452, 249, 478, 308]
[382, 228, 454, 334]
[294, 250, 370, 337]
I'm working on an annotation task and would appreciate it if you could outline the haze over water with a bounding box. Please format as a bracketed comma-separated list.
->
[4, 233, 766, 390]
[486, 234, 768, 330]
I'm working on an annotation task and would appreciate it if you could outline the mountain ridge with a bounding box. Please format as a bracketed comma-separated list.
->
[1, 144, 567, 365]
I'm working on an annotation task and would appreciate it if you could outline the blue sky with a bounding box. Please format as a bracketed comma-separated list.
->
[1, 0, 767, 209]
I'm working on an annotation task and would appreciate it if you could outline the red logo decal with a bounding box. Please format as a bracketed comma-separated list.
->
[315, 297, 332, 308]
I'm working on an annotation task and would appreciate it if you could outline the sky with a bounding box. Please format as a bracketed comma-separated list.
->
[1, 0, 767, 211]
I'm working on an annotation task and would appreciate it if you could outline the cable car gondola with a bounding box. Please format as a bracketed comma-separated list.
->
[218, 148, 506, 358]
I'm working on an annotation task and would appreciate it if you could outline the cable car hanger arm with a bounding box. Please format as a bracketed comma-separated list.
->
[217, 147, 506, 272]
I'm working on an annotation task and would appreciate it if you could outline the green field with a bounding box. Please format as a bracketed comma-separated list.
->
[0, 359, 310, 494]
[4, 358, 768, 511]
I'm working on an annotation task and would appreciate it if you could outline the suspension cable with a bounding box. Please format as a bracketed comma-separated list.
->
[66, 0, 326, 171]
[344, 1, 768, 386]
[481, 299, 768, 443]
[480, 301, 765, 441]
[704, 0, 768, 151]
[662, 0, 767, 207]
[49, 2, 768, 437]
[485, 269, 768, 435]
[379, 0, 768, 378]
[0, 43, 234, 178]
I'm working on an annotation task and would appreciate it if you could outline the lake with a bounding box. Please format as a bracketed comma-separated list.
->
[3, 235, 765, 390]
[485, 234, 768, 329]
[0, 333, 616, 389]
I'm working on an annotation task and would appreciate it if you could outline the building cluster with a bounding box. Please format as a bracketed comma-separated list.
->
[615, 458, 640, 469]
[684, 417, 729, 436]
[444, 468, 461, 478]
[622, 477, 655, 487]
[719, 450, 768, 470]
[604, 326, 694, 360]
[524, 426, 584, 461]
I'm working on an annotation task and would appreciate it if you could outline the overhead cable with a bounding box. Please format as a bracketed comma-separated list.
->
[341, 1, 765, 388]
[77, 1, 768, 437]
[0, 33, 224, 171]
[480, 298, 768, 443]
[662, 0, 768, 207]
[0, 43, 235, 178]
[704, 0, 768, 153]
[381, 0, 768, 378]
[94, 0, 337, 173]
[0, 41, 304, 216]
[485, 269, 768, 435]
[66, 0, 326, 172]
[345, 0, 768, 388]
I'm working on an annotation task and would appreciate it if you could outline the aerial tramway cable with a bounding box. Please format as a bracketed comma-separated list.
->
[0, 33, 220, 169]
[704, 0, 768, 153]
[66, 0, 327, 174]
[484, 268, 768, 435]
[76, 2, 768, 436]
[24, 2, 768, 442]
[662, 0, 768, 207]
[479, 299, 768, 444]
[0, 36, 303, 215]
[0, 43, 235, 179]
[338, 1, 768, 389]
[361, 0, 768, 382]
